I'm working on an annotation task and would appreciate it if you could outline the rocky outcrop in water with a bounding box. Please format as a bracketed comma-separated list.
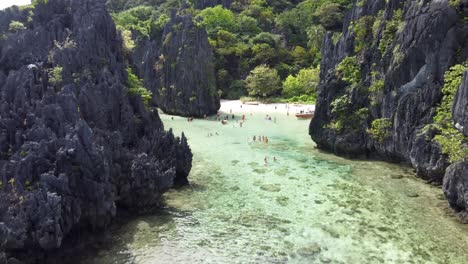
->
[0, 0, 192, 262]
[310, 0, 468, 183]
[138, 7, 220, 117]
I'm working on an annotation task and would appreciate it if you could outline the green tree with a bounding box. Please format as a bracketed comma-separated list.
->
[8, 21, 26, 32]
[336, 56, 361, 85]
[245, 65, 281, 97]
[282, 66, 320, 97]
[49, 67, 63, 86]
[197, 5, 237, 37]
[291, 46, 309, 68]
[241, 2, 274, 30]
[126, 67, 152, 107]
[251, 43, 276, 65]
[313, 2, 344, 30]
[117, 26, 136, 57]
[237, 15, 261, 36]
[432, 64, 468, 162]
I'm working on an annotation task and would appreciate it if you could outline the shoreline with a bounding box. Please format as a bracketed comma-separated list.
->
[219, 99, 315, 115]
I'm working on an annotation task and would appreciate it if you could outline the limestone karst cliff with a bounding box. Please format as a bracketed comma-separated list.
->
[143, 8, 220, 117]
[0, 0, 192, 262]
[310, 0, 468, 219]
[134, 4, 220, 117]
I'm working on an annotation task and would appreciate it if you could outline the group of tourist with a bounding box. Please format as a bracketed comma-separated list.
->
[206, 132, 219, 137]
[253, 135, 269, 144]
[264, 156, 278, 165]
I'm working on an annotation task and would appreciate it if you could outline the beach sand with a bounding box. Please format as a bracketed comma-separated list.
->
[219, 99, 315, 115]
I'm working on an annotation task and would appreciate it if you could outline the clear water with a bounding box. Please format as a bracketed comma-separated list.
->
[80, 106, 468, 264]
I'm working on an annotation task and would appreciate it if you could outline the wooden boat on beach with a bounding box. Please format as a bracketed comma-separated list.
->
[295, 112, 314, 119]
[244, 102, 260, 105]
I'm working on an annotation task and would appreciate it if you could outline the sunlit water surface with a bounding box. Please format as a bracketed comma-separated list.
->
[80, 106, 468, 264]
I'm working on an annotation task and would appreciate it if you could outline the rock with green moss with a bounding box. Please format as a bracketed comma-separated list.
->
[142, 8, 220, 117]
[0, 0, 192, 262]
[310, 0, 468, 183]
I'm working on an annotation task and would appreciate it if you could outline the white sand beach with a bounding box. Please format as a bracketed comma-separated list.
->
[219, 99, 315, 115]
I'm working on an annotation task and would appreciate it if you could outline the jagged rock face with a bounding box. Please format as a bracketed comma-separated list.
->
[445, 70, 468, 220]
[443, 161, 468, 223]
[310, 0, 468, 182]
[0, 0, 192, 262]
[453, 71, 468, 136]
[140, 11, 220, 117]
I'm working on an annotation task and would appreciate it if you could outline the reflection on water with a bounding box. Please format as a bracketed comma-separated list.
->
[80, 109, 468, 264]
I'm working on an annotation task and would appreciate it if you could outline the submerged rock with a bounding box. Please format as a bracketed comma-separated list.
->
[0, 0, 192, 262]
[297, 243, 322, 257]
[260, 184, 281, 192]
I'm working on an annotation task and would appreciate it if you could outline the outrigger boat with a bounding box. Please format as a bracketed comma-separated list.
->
[295, 111, 314, 119]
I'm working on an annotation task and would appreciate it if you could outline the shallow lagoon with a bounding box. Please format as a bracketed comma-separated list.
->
[82, 106, 468, 264]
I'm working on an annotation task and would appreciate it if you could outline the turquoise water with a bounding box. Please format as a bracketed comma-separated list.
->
[81, 107, 468, 264]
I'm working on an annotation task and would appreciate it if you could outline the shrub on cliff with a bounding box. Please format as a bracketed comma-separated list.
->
[336, 56, 361, 86]
[8, 21, 26, 32]
[432, 64, 468, 162]
[314, 2, 343, 30]
[367, 118, 393, 143]
[126, 67, 152, 107]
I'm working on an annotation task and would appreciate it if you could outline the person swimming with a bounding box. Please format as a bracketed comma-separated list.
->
[264, 156, 268, 165]
[253, 136, 256, 141]
[273, 157, 277, 162]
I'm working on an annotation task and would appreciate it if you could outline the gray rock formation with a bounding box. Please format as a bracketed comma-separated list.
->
[139, 9, 220, 117]
[443, 68, 468, 220]
[443, 161, 468, 223]
[310, 0, 468, 183]
[0, 0, 192, 262]
[453, 71, 468, 136]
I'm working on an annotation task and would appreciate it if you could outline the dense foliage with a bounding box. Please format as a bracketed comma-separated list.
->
[432, 64, 468, 162]
[245, 65, 281, 98]
[126, 67, 153, 107]
[282, 66, 319, 97]
[107, 0, 354, 103]
[367, 118, 392, 143]
[336, 56, 361, 86]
